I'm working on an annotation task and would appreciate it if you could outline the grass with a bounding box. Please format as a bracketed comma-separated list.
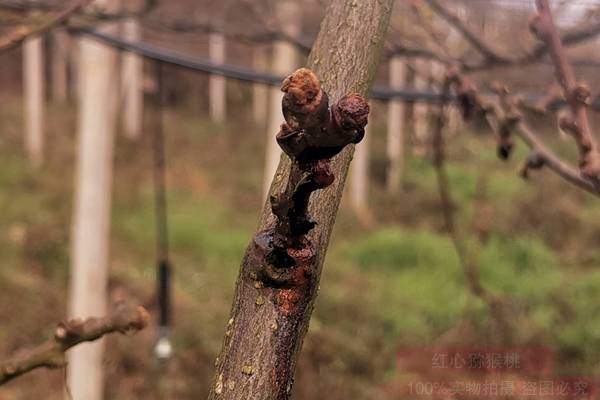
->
[2, 98, 600, 399]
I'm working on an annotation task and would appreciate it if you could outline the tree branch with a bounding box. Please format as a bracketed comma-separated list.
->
[419, 0, 600, 72]
[142, 18, 313, 53]
[0, 0, 88, 53]
[423, 0, 510, 65]
[0, 303, 149, 385]
[208, 1, 392, 398]
[530, 0, 600, 180]
[432, 75, 512, 339]
[449, 71, 600, 197]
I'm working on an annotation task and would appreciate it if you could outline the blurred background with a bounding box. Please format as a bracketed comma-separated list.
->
[2, 0, 600, 398]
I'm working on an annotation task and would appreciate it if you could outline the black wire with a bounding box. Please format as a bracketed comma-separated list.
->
[71, 27, 282, 86]
[152, 60, 171, 330]
[71, 27, 600, 108]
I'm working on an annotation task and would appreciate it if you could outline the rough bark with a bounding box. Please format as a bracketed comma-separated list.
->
[208, 1, 393, 399]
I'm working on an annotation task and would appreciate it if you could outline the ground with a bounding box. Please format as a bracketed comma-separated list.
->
[1, 95, 600, 399]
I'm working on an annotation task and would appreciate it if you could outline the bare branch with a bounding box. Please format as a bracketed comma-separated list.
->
[530, 0, 600, 180]
[449, 71, 600, 197]
[432, 75, 512, 339]
[419, 0, 600, 72]
[423, 0, 510, 64]
[0, 0, 88, 53]
[142, 18, 313, 53]
[0, 303, 149, 385]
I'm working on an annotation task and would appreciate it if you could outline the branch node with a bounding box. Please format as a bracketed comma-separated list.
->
[253, 69, 369, 292]
[520, 151, 546, 179]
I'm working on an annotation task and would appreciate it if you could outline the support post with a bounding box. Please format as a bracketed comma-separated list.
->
[67, 3, 120, 398]
[386, 56, 406, 192]
[121, 18, 143, 139]
[23, 36, 44, 167]
[209, 32, 226, 122]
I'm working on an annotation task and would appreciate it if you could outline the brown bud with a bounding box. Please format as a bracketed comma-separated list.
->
[334, 93, 369, 131]
[572, 84, 591, 106]
[520, 152, 545, 179]
[281, 68, 321, 108]
[581, 152, 600, 181]
[558, 115, 579, 137]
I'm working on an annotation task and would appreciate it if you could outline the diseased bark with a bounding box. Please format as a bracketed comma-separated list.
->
[208, 1, 393, 399]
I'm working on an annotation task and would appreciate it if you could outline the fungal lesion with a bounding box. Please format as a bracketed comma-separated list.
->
[249, 68, 370, 288]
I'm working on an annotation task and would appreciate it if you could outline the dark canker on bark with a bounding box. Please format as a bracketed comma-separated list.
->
[208, 1, 392, 399]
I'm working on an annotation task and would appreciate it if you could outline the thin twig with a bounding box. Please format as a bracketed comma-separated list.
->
[450, 71, 600, 198]
[432, 74, 511, 338]
[0, 303, 149, 385]
[423, 0, 509, 65]
[421, 0, 600, 72]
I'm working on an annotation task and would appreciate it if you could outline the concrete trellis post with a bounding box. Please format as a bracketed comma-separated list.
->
[121, 18, 143, 139]
[209, 32, 226, 122]
[51, 29, 69, 102]
[23, 36, 44, 167]
[349, 124, 371, 212]
[386, 56, 406, 193]
[67, 2, 120, 398]
[412, 58, 430, 156]
[262, 1, 301, 199]
[253, 45, 269, 124]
